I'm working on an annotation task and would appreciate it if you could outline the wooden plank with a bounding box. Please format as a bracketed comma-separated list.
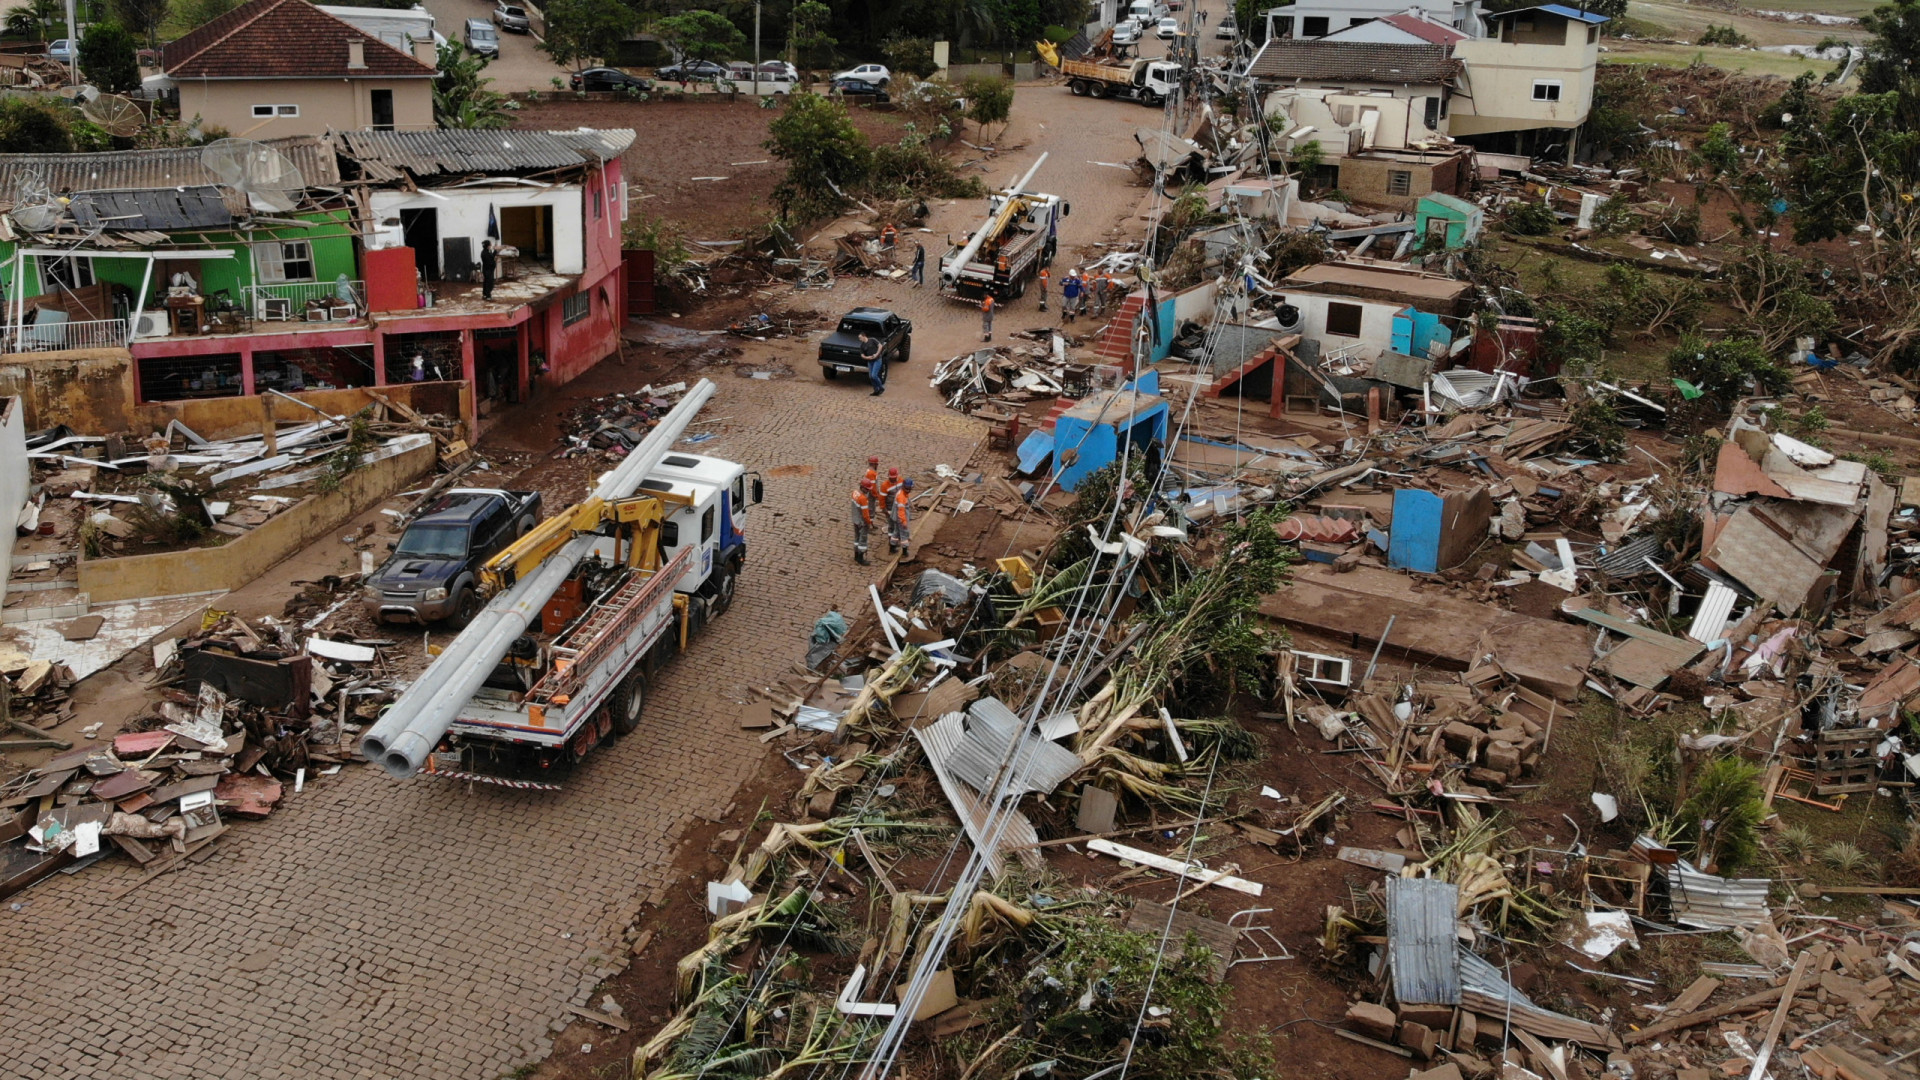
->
[1623, 987, 1787, 1046]
[1748, 953, 1814, 1080]
[1664, 976, 1721, 1014]
[564, 1004, 631, 1032]
[1087, 838, 1263, 896]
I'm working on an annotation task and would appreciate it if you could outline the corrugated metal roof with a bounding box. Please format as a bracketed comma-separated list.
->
[337, 129, 637, 178]
[1458, 948, 1617, 1047]
[1688, 580, 1741, 643]
[1666, 861, 1770, 930]
[1386, 876, 1461, 1005]
[913, 712, 1042, 881]
[68, 187, 233, 231]
[0, 137, 338, 207]
[1592, 534, 1665, 579]
[947, 697, 1083, 799]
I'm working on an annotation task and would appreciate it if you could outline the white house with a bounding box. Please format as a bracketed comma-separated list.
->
[1262, 0, 1484, 40]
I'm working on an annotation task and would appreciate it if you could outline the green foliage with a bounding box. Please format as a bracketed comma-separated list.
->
[764, 92, 871, 222]
[1680, 756, 1766, 873]
[315, 417, 375, 493]
[1697, 23, 1751, 47]
[962, 74, 1013, 136]
[1502, 200, 1557, 235]
[881, 34, 937, 78]
[1289, 138, 1324, 175]
[1821, 840, 1870, 874]
[1780, 404, 1829, 440]
[623, 212, 690, 268]
[1775, 823, 1815, 862]
[1591, 192, 1638, 234]
[1534, 301, 1609, 373]
[655, 8, 745, 63]
[1569, 394, 1627, 460]
[106, 0, 169, 49]
[434, 42, 512, 130]
[1859, 0, 1920, 97]
[69, 118, 110, 151]
[869, 137, 987, 199]
[0, 97, 71, 154]
[1648, 202, 1702, 245]
[789, 1, 836, 69]
[540, 0, 635, 69]
[174, 0, 238, 31]
[1693, 121, 1741, 178]
[78, 20, 139, 93]
[1666, 334, 1788, 402]
[1782, 90, 1920, 244]
[1583, 64, 1658, 162]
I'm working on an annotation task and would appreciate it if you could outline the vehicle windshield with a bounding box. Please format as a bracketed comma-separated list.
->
[502, 6, 525, 15]
[394, 524, 471, 558]
[838, 317, 881, 335]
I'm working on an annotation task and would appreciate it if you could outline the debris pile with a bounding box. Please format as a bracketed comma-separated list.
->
[556, 381, 689, 458]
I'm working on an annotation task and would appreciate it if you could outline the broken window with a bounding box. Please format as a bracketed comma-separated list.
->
[38, 254, 93, 291]
[1532, 80, 1562, 102]
[1332, 103, 1355, 125]
[1388, 170, 1412, 196]
[255, 240, 315, 283]
[1424, 96, 1440, 129]
[1325, 302, 1363, 337]
[1302, 16, 1329, 36]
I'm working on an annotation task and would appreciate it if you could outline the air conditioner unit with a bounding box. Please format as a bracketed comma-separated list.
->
[259, 296, 293, 321]
[131, 311, 167, 337]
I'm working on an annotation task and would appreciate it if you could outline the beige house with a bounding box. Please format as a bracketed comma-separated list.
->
[162, 0, 436, 138]
[1449, 5, 1605, 144]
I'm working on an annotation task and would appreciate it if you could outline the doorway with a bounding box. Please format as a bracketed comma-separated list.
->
[474, 327, 521, 407]
[371, 88, 394, 130]
[400, 208, 439, 280]
[499, 206, 554, 262]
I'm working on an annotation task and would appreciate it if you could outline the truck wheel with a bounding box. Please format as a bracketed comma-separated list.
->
[708, 568, 737, 617]
[1013, 275, 1027, 299]
[895, 336, 912, 363]
[1042, 240, 1056, 266]
[1090, 82, 1109, 99]
[1143, 92, 1161, 107]
[822, 365, 839, 380]
[446, 586, 480, 630]
[1070, 80, 1089, 96]
[608, 668, 646, 735]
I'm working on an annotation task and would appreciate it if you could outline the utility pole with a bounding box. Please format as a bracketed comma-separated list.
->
[753, 1, 761, 96]
[63, 0, 76, 85]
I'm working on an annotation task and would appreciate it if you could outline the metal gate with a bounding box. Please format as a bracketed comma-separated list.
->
[623, 249, 655, 316]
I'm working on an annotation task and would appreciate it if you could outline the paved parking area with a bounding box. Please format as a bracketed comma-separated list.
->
[0, 82, 1160, 1080]
[421, 0, 568, 90]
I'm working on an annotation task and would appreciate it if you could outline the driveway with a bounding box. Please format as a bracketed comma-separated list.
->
[419, 0, 571, 91]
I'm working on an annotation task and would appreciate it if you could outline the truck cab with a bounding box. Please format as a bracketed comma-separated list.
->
[366, 488, 543, 627]
[641, 452, 757, 611]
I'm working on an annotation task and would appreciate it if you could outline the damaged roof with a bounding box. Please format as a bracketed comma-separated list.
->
[67, 186, 234, 230]
[0, 138, 339, 208]
[335, 129, 637, 181]
[162, 0, 434, 79]
[1247, 41, 1458, 85]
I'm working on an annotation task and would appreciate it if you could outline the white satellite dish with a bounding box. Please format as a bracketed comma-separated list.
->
[200, 137, 305, 214]
[9, 168, 58, 232]
[81, 94, 143, 137]
[56, 84, 97, 103]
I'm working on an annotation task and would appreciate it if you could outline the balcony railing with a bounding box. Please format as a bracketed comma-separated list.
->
[242, 280, 367, 324]
[0, 316, 129, 353]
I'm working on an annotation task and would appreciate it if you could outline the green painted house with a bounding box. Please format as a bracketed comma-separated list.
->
[1414, 192, 1484, 251]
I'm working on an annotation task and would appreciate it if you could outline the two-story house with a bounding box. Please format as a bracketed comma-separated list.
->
[158, 0, 436, 138]
[0, 128, 634, 436]
[1448, 5, 1607, 156]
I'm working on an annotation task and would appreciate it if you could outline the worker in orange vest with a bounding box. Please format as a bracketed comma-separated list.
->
[851, 482, 875, 565]
[889, 478, 915, 559]
[981, 293, 995, 342]
[880, 222, 897, 250]
[1037, 266, 1050, 312]
[863, 456, 880, 490]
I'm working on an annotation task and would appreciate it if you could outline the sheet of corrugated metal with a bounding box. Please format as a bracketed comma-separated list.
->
[1687, 581, 1741, 644]
[1458, 949, 1617, 1048]
[1666, 862, 1770, 930]
[0, 137, 337, 204]
[337, 128, 636, 176]
[1386, 876, 1461, 1006]
[913, 712, 1041, 880]
[946, 696, 1083, 799]
[69, 187, 232, 231]
[1592, 534, 1665, 579]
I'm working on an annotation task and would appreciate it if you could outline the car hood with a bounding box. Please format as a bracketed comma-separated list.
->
[368, 556, 463, 590]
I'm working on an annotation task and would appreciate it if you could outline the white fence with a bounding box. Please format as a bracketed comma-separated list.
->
[242, 280, 367, 323]
[1, 316, 129, 353]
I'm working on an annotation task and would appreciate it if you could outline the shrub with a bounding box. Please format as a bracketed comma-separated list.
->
[1502, 200, 1558, 235]
[1680, 756, 1767, 873]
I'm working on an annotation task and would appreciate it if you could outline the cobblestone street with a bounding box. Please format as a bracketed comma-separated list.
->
[0, 83, 1155, 1080]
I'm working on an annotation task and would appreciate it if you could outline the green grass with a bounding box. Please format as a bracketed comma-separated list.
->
[1602, 41, 1841, 80]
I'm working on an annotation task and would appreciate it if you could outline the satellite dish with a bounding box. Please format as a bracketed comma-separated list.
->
[9, 167, 58, 232]
[56, 84, 97, 102]
[81, 94, 143, 137]
[199, 137, 305, 214]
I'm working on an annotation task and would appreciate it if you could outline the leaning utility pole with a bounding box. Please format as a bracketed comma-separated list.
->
[753, 1, 761, 96]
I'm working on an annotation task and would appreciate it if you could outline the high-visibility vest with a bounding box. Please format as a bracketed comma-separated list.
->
[982, 295, 994, 312]
[852, 488, 872, 524]
[1039, 269, 1050, 286]
[863, 467, 879, 491]
[892, 488, 911, 527]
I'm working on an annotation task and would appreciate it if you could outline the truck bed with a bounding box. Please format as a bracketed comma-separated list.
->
[940, 225, 1048, 300]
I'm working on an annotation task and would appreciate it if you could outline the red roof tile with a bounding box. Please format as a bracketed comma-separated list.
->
[1378, 13, 1468, 44]
[163, 0, 434, 79]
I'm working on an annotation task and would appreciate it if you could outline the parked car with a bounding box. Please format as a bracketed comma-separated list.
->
[493, 3, 530, 32]
[831, 62, 890, 87]
[1216, 13, 1239, 38]
[571, 67, 651, 92]
[818, 307, 911, 381]
[1155, 16, 1180, 39]
[657, 58, 730, 82]
[463, 18, 498, 58]
[752, 59, 799, 79]
[364, 489, 544, 628]
[830, 77, 889, 103]
[46, 39, 76, 63]
[1111, 19, 1144, 45]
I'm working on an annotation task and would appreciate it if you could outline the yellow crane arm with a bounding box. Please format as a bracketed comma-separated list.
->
[1037, 40, 1060, 68]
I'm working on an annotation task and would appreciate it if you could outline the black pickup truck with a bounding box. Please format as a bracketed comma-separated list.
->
[363, 488, 543, 628]
[818, 307, 912, 381]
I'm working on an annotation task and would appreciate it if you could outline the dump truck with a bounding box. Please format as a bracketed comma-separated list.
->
[939, 154, 1068, 303]
[1038, 39, 1179, 105]
[359, 380, 764, 788]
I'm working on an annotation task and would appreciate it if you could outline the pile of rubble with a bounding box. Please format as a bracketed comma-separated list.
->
[557, 381, 689, 458]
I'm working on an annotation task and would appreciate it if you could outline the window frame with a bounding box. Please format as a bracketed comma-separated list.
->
[1387, 170, 1412, 197]
[1301, 15, 1330, 36]
[1532, 80, 1563, 102]
[252, 104, 299, 118]
[1325, 301, 1364, 338]
[39, 254, 94, 290]
[562, 291, 590, 326]
[255, 239, 316, 284]
[700, 506, 715, 542]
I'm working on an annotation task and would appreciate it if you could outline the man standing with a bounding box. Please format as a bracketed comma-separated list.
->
[881, 222, 898, 251]
[860, 332, 886, 396]
[850, 484, 874, 565]
[479, 240, 497, 301]
[1061, 271, 1082, 326]
[863, 455, 881, 493]
[880, 467, 901, 517]
[993, 251, 1010, 296]
[1037, 266, 1050, 312]
[980, 293, 995, 341]
[889, 478, 914, 560]
[1092, 270, 1111, 317]
[909, 242, 926, 287]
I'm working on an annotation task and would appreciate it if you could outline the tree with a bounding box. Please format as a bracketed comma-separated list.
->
[0, 97, 72, 153]
[1859, 0, 1920, 94]
[174, 0, 238, 31]
[881, 34, 936, 78]
[962, 74, 1012, 140]
[788, 0, 835, 70]
[539, 0, 635, 69]
[79, 21, 139, 94]
[25, 0, 59, 40]
[107, 0, 169, 51]
[434, 42, 511, 130]
[764, 92, 870, 222]
[656, 9, 745, 64]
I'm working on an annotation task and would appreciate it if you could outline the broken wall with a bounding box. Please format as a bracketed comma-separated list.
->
[0, 349, 137, 433]
[1337, 155, 1465, 211]
[1, 396, 25, 611]
[77, 439, 436, 602]
[129, 381, 470, 443]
